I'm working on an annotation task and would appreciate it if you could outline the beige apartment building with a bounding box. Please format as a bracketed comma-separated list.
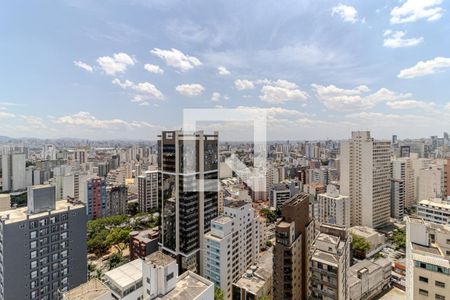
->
[340, 131, 391, 228]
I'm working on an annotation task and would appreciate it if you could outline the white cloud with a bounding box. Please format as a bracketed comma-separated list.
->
[0, 111, 15, 119]
[55, 111, 157, 130]
[112, 78, 164, 100]
[331, 3, 359, 23]
[312, 84, 411, 111]
[391, 0, 444, 24]
[234, 79, 255, 90]
[217, 66, 231, 76]
[97, 52, 135, 75]
[386, 100, 436, 110]
[211, 92, 221, 102]
[259, 80, 308, 104]
[151, 48, 201, 72]
[144, 64, 164, 74]
[398, 57, 450, 79]
[175, 84, 205, 96]
[383, 30, 423, 48]
[397, 57, 450, 79]
[73, 60, 93, 72]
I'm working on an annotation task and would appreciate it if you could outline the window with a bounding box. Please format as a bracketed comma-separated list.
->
[435, 295, 445, 300]
[30, 241, 37, 249]
[30, 231, 37, 239]
[419, 289, 428, 296]
[419, 276, 429, 283]
[31, 261, 37, 268]
[30, 271, 37, 279]
[39, 218, 49, 227]
[166, 272, 174, 281]
[30, 251, 37, 259]
[436, 281, 445, 288]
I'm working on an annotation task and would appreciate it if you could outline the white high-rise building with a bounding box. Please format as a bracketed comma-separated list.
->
[416, 198, 450, 225]
[317, 185, 351, 228]
[1, 152, 26, 191]
[406, 216, 450, 300]
[62, 172, 89, 203]
[42, 144, 57, 160]
[138, 170, 159, 212]
[340, 131, 391, 228]
[203, 201, 260, 299]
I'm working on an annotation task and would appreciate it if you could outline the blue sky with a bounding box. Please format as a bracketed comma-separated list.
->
[1, 0, 450, 140]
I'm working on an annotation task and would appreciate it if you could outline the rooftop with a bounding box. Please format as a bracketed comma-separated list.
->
[349, 225, 382, 238]
[349, 257, 391, 284]
[234, 248, 273, 294]
[411, 242, 441, 256]
[418, 198, 450, 210]
[157, 271, 213, 300]
[316, 232, 340, 245]
[130, 227, 159, 243]
[226, 200, 248, 208]
[104, 259, 142, 290]
[0, 199, 84, 224]
[144, 251, 175, 267]
[62, 279, 110, 300]
[213, 215, 233, 225]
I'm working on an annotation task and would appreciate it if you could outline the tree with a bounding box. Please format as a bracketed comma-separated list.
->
[261, 208, 277, 223]
[392, 228, 406, 250]
[351, 234, 371, 252]
[128, 201, 139, 216]
[94, 268, 104, 280]
[87, 229, 109, 256]
[106, 227, 131, 247]
[108, 252, 126, 270]
[265, 240, 273, 248]
[214, 287, 224, 300]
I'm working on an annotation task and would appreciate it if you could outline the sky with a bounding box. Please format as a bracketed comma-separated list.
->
[1, 0, 450, 141]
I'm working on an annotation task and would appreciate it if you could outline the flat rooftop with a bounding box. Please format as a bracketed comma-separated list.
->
[418, 199, 450, 210]
[144, 251, 175, 267]
[411, 242, 441, 256]
[104, 259, 142, 290]
[213, 215, 233, 225]
[316, 232, 340, 245]
[157, 271, 213, 300]
[130, 227, 159, 243]
[349, 225, 381, 238]
[62, 279, 110, 300]
[226, 200, 248, 208]
[234, 248, 273, 294]
[0, 199, 84, 224]
[277, 221, 291, 229]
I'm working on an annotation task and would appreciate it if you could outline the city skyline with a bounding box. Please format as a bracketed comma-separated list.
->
[1, 0, 450, 140]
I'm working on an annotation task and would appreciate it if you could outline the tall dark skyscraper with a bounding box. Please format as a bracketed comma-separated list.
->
[158, 130, 219, 273]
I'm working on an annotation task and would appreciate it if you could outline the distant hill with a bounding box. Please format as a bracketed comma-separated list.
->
[0, 136, 13, 142]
